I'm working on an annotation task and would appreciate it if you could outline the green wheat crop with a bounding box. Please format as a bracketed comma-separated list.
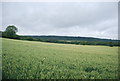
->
[2, 38, 118, 79]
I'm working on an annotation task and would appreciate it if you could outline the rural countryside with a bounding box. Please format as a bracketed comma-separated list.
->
[0, 1, 119, 80]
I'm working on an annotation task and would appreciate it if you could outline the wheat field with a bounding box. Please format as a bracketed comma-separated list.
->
[2, 38, 118, 79]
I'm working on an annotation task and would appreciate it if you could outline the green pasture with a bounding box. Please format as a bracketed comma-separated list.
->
[2, 38, 118, 79]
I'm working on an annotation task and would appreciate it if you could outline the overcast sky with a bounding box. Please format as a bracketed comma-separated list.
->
[1, 2, 118, 39]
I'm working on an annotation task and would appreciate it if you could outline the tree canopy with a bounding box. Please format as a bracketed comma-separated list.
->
[3, 25, 18, 38]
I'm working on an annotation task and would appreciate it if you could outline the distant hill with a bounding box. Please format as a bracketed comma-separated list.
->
[26, 35, 119, 42]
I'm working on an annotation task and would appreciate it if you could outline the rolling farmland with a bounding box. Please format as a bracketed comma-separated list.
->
[2, 38, 118, 79]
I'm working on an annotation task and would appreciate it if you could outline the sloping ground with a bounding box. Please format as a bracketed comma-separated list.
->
[2, 38, 118, 79]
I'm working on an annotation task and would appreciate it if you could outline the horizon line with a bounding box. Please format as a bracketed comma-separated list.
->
[18, 34, 119, 40]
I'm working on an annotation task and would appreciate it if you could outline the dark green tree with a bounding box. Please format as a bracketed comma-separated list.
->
[109, 42, 113, 47]
[4, 25, 18, 38]
[0, 31, 2, 37]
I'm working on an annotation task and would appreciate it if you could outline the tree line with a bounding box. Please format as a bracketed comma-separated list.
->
[0, 25, 119, 47]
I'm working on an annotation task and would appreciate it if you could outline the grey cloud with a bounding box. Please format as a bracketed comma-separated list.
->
[1, 2, 118, 39]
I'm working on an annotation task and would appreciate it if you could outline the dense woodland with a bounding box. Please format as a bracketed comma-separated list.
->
[0, 25, 120, 47]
